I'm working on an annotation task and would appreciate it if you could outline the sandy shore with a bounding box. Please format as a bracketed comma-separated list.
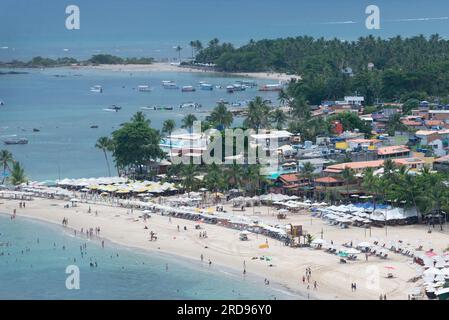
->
[2, 197, 444, 300]
[82, 63, 301, 82]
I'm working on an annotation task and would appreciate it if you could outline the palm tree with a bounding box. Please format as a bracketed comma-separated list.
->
[0, 149, 13, 184]
[207, 103, 233, 129]
[341, 167, 355, 201]
[9, 161, 27, 185]
[244, 97, 270, 130]
[225, 162, 244, 189]
[291, 95, 310, 120]
[203, 163, 224, 193]
[181, 164, 198, 192]
[131, 111, 150, 125]
[270, 109, 287, 130]
[181, 114, 198, 132]
[175, 45, 182, 62]
[95, 137, 113, 177]
[162, 119, 176, 156]
[244, 164, 266, 196]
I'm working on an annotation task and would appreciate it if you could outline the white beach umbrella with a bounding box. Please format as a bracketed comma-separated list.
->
[423, 267, 443, 276]
[311, 239, 327, 245]
[357, 242, 373, 248]
[344, 248, 361, 255]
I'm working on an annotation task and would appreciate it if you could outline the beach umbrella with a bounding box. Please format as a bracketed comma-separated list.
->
[344, 248, 361, 255]
[357, 242, 373, 248]
[423, 268, 443, 276]
[311, 239, 327, 245]
[384, 266, 396, 270]
[70, 198, 80, 202]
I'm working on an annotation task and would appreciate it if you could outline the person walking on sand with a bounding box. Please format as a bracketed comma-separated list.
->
[201, 254, 204, 262]
[314, 281, 317, 290]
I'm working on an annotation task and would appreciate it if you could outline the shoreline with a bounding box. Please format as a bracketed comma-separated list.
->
[77, 63, 301, 82]
[1, 196, 431, 300]
[0, 200, 315, 300]
[0, 212, 299, 300]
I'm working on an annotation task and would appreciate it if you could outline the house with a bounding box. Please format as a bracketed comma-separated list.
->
[297, 158, 331, 174]
[347, 138, 382, 151]
[344, 96, 365, 107]
[434, 155, 449, 172]
[314, 177, 344, 188]
[250, 130, 293, 151]
[377, 145, 411, 159]
[428, 110, 449, 121]
[323, 158, 426, 175]
[274, 174, 309, 195]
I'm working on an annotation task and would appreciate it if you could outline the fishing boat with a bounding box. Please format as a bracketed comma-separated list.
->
[90, 85, 103, 93]
[104, 105, 121, 112]
[0, 100, 4, 106]
[180, 102, 201, 109]
[162, 80, 179, 89]
[200, 83, 213, 90]
[259, 83, 283, 92]
[137, 85, 152, 92]
[182, 85, 196, 92]
[227, 84, 246, 93]
[235, 80, 257, 88]
[3, 138, 28, 145]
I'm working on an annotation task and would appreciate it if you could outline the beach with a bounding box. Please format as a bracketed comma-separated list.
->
[84, 63, 301, 82]
[2, 195, 442, 300]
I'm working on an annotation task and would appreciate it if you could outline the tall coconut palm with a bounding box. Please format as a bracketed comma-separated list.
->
[9, 161, 27, 185]
[131, 111, 150, 125]
[207, 103, 233, 129]
[270, 109, 287, 130]
[341, 167, 355, 201]
[181, 114, 198, 132]
[181, 164, 198, 192]
[175, 45, 182, 62]
[225, 162, 244, 189]
[162, 119, 176, 156]
[244, 97, 270, 131]
[204, 163, 224, 193]
[95, 136, 113, 177]
[0, 149, 14, 184]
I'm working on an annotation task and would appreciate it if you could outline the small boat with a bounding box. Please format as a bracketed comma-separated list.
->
[90, 125, 99, 129]
[182, 85, 196, 92]
[104, 105, 121, 112]
[259, 84, 283, 92]
[90, 85, 103, 93]
[141, 106, 156, 111]
[137, 85, 152, 92]
[0, 101, 5, 106]
[32, 128, 40, 132]
[227, 84, 245, 93]
[4, 138, 28, 145]
[200, 83, 213, 90]
[180, 102, 201, 109]
[236, 80, 257, 88]
[162, 81, 178, 89]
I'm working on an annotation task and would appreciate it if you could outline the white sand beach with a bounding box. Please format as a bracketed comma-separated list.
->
[82, 63, 301, 82]
[2, 196, 444, 300]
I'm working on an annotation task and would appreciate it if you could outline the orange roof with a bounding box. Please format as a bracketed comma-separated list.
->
[347, 138, 380, 144]
[425, 120, 443, 126]
[325, 158, 424, 172]
[377, 145, 410, 156]
[394, 158, 425, 166]
[402, 120, 422, 126]
[326, 160, 385, 171]
[435, 155, 449, 163]
[315, 177, 341, 184]
[279, 174, 299, 183]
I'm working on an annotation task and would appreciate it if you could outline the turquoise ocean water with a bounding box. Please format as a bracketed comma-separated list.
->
[0, 67, 279, 181]
[0, 214, 298, 299]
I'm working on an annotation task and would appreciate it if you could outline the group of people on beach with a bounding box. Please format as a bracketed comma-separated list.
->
[302, 267, 318, 291]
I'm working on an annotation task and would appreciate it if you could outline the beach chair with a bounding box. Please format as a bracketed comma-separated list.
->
[340, 258, 347, 264]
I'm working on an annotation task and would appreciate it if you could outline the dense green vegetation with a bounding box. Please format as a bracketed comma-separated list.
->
[0, 54, 154, 68]
[194, 34, 449, 104]
[0, 150, 27, 185]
